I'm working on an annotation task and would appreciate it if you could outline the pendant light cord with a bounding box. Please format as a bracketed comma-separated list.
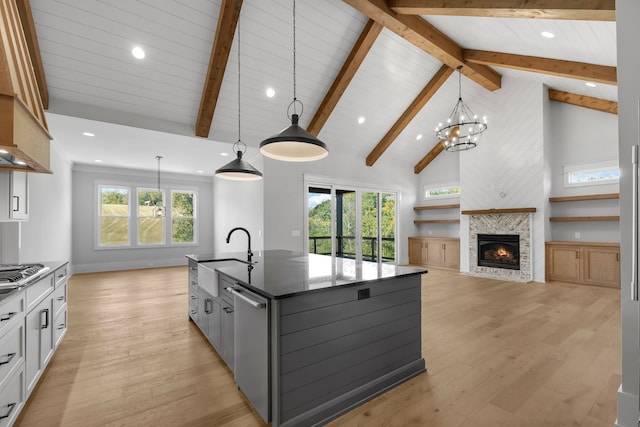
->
[292, 0, 297, 113]
[156, 155, 162, 200]
[457, 65, 462, 101]
[237, 0, 242, 144]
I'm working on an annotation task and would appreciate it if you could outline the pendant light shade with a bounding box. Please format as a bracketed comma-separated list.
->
[259, 0, 328, 162]
[215, 142, 263, 181]
[215, 0, 262, 181]
[260, 113, 328, 162]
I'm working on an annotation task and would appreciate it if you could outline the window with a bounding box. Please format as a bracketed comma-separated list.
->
[99, 186, 130, 246]
[563, 160, 619, 188]
[96, 183, 197, 249]
[171, 190, 195, 244]
[137, 188, 165, 245]
[424, 185, 460, 199]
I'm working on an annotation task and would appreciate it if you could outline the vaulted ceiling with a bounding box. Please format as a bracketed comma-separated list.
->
[24, 0, 617, 175]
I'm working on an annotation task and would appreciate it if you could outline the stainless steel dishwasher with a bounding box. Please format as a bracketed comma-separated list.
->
[225, 285, 270, 422]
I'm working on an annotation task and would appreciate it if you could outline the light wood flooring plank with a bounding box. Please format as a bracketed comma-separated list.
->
[14, 266, 620, 426]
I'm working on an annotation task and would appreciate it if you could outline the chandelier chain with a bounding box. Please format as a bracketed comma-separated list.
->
[237, 0, 241, 144]
[292, 0, 297, 111]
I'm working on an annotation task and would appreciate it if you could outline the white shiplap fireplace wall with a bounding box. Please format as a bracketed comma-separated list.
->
[459, 77, 550, 282]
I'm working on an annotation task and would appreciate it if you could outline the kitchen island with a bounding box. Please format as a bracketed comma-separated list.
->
[187, 250, 426, 427]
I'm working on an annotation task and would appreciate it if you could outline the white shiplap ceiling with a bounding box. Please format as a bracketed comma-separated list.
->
[29, 0, 617, 175]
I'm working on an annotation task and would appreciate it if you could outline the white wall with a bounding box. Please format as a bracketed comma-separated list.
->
[263, 146, 418, 265]
[71, 165, 214, 273]
[213, 154, 264, 255]
[9, 141, 73, 266]
[616, 0, 640, 425]
[459, 77, 547, 281]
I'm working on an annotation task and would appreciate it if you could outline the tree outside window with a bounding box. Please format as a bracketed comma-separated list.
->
[172, 191, 195, 244]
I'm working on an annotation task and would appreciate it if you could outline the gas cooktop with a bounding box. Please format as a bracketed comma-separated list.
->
[0, 263, 49, 287]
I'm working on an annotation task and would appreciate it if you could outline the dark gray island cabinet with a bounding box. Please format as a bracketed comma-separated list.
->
[187, 251, 426, 427]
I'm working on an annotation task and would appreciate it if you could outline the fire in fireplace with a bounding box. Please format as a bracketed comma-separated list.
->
[477, 234, 520, 270]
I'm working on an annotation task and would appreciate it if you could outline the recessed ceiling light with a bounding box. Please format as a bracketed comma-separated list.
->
[221, 152, 229, 157]
[94, 159, 103, 163]
[585, 82, 597, 88]
[83, 132, 95, 137]
[416, 134, 423, 140]
[357, 116, 365, 124]
[197, 170, 204, 174]
[266, 87, 275, 98]
[131, 46, 145, 59]
[541, 31, 555, 39]
[15, 160, 26, 165]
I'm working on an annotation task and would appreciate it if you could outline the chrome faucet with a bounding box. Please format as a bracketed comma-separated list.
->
[226, 227, 253, 262]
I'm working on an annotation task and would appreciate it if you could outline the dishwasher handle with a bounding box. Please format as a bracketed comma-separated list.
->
[225, 286, 266, 309]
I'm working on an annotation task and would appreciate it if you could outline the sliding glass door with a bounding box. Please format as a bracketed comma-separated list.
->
[307, 184, 396, 264]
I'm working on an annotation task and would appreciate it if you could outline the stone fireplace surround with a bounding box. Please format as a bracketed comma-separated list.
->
[464, 208, 535, 282]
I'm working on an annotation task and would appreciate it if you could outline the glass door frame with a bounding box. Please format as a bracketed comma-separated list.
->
[304, 176, 399, 265]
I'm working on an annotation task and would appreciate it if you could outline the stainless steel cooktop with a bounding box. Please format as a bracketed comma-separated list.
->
[0, 263, 49, 286]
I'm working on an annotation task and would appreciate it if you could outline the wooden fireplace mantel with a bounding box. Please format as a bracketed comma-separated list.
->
[461, 208, 537, 215]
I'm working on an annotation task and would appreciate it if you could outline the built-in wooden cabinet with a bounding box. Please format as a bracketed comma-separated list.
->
[545, 241, 620, 288]
[408, 237, 460, 271]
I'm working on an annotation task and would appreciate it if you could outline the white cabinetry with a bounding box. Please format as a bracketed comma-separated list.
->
[0, 290, 25, 427]
[0, 172, 28, 221]
[24, 275, 55, 398]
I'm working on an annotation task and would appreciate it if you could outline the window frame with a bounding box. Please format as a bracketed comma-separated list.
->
[95, 181, 199, 250]
[563, 160, 620, 188]
[170, 189, 198, 245]
[97, 185, 131, 248]
[423, 184, 461, 200]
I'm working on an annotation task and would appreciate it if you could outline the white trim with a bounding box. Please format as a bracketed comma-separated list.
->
[423, 183, 461, 200]
[563, 159, 619, 188]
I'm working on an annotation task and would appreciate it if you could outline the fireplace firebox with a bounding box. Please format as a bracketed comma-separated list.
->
[477, 234, 520, 270]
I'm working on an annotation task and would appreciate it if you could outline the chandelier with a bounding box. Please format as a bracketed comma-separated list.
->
[435, 66, 487, 152]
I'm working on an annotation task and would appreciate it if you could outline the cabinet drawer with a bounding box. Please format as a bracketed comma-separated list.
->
[54, 265, 68, 288]
[0, 367, 24, 427]
[53, 283, 67, 317]
[26, 275, 54, 312]
[54, 309, 67, 348]
[0, 292, 24, 338]
[0, 322, 23, 389]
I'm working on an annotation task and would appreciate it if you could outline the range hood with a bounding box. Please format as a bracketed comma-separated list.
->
[0, 0, 52, 174]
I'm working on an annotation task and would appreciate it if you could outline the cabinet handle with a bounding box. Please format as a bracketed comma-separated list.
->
[190, 309, 197, 315]
[0, 353, 16, 366]
[57, 296, 65, 301]
[190, 295, 197, 301]
[57, 324, 65, 330]
[576, 251, 579, 259]
[633, 144, 639, 301]
[617, 252, 620, 262]
[0, 403, 16, 420]
[191, 281, 197, 286]
[204, 299, 212, 314]
[223, 307, 234, 314]
[57, 274, 65, 279]
[12, 195, 19, 212]
[41, 309, 49, 329]
[0, 312, 16, 322]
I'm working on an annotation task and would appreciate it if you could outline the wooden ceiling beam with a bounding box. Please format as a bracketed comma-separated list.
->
[415, 139, 446, 174]
[343, 0, 501, 91]
[15, 0, 48, 109]
[195, 0, 241, 138]
[548, 89, 617, 114]
[463, 49, 617, 85]
[388, 0, 615, 21]
[366, 65, 453, 166]
[308, 19, 383, 136]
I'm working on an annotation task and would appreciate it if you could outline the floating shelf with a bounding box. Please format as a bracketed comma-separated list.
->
[549, 216, 620, 222]
[414, 204, 460, 211]
[549, 193, 619, 203]
[414, 219, 460, 224]
[461, 208, 536, 215]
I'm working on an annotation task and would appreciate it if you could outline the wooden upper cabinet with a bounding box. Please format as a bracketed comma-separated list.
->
[0, 0, 51, 173]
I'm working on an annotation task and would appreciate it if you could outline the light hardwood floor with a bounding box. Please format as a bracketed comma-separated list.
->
[15, 267, 620, 427]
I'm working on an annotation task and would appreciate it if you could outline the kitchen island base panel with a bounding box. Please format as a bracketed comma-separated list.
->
[277, 359, 425, 427]
[271, 274, 425, 426]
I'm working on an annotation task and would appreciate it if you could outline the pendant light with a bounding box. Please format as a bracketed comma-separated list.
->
[215, 0, 263, 181]
[435, 66, 487, 152]
[259, 0, 328, 162]
[153, 155, 165, 217]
